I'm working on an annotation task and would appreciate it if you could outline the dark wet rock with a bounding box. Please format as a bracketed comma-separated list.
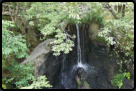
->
[122, 79, 134, 89]
[40, 52, 62, 85]
[55, 83, 65, 89]
[87, 43, 134, 89]
[74, 67, 90, 89]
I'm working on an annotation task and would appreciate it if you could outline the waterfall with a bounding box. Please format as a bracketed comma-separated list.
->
[76, 24, 88, 70]
[59, 24, 88, 89]
[76, 24, 82, 64]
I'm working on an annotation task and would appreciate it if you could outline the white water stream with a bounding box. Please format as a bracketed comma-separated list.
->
[76, 24, 82, 64]
[76, 24, 88, 70]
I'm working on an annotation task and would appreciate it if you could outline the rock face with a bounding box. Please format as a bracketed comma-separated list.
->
[38, 52, 63, 85]
[21, 38, 64, 86]
[21, 39, 55, 64]
[55, 83, 65, 89]
[21, 39, 55, 78]
[87, 43, 134, 89]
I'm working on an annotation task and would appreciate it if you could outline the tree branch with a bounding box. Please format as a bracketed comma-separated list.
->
[7, 3, 26, 35]
[2, 11, 22, 17]
[2, 4, 24, 9]
[14, 2, 19, 23]
[65, 32, 75, 40]
[108, 8, 119, 19]
[60, 19, 75, 40]
[103, 2, 119, 19]
[7, 4, 14, 22]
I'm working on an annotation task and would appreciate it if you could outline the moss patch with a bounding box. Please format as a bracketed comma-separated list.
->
[77, 78, 81, 89]
[84, 81, 89, 87]
[95, 35, 107, 44]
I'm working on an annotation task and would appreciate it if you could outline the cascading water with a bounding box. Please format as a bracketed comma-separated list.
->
[61, 53, 66, 85]
[58, 24, 88, 89]
[76, 24, 88, 70]
[76, 24, 82, 64]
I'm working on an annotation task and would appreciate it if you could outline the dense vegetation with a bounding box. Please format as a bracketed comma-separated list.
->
[2, 2, 134, 89]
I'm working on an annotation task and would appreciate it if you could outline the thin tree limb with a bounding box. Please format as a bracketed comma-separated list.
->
[7, 4, 14, 22]
[14, 2, 19, 23]
[120, 4, 123, 20]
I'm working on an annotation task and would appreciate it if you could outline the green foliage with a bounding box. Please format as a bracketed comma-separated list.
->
[98, 2, 134, 66]
[2, 19, 29, 81]
[29, 21, 34, 26]
[80, 10, 104, 28]
[77, 78, 81, 89]
[20, 76, 52, 89]
[2, 84, 6, 89]
[2, 20, 29, 59]
[24, 2, 75, 56]
[84, 81, 89, 87]
[77, 77, 89, 88]
[62, 16, 78, 25]
[99, 3, 133, 89]
[111, 71, 130, 89]
[111, 66, 130, 89]
[50, 38, 74, 56]
[24, 2, 105, 56]
[111, 73, 123, 89]
[4, 61, 35, 88]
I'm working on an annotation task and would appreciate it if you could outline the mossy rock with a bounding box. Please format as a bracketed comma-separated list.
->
[95, 35, 107, 44]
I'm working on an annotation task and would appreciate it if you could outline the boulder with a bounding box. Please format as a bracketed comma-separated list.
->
[37, 52, 62, 84]
[21, 38, 63, 86]
[89, 22, 100, 41]
[122, 79, 134, 89]
[21, 39, 55, 78]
